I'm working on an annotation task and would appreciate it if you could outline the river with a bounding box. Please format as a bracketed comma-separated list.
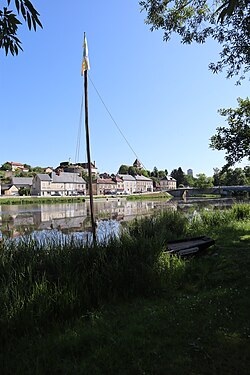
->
[0, 196, 242, 241]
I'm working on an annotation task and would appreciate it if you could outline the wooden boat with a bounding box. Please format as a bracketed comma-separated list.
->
[167, 236, 215, 257]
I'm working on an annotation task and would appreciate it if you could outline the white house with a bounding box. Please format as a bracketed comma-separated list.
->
[32, 172, 86, 196]
[134, 175, 153, 193]
[118, 174, 137, 194]
[159, 176, 177, 190]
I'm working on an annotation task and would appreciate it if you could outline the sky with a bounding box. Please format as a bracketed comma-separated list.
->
[0, 0, 249, 177]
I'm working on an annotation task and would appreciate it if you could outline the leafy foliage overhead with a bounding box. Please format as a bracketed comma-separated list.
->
[139, 0, 250, 81]
[210, 97, 250, 169]
[0, 0, 42, 55]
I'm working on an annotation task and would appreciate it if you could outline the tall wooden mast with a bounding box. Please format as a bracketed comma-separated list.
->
[82, 32, 96, 243]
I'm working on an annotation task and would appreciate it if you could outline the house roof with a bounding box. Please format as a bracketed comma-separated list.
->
[96, 178, 116, 185]
[52, 172, 85, 184]
[1, 184, 11, 190]
[12, 177, 33, 186]
[134, 175, 152, 181]
[133, 159, 142, 168]
[117, 174, 136, 181]
[160, 176, 176, 181]
[8, 161, 24, 166]
[36, 174, 52, 181]
[114, 177, 123, 182]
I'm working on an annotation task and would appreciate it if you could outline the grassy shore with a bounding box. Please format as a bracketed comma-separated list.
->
[126, 192, 171, 200]
[0, 196, 86, 205]
[0, 192, 170, 205]
[0, 204, 250, 374]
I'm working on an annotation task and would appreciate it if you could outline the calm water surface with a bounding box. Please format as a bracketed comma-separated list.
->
[0, 197, 242, 240]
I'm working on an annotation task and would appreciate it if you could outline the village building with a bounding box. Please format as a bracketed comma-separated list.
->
[134, 175, 153, 193]
[32, 172, 86, 196]
[1, 184, 19, 196]
[6, 161, 29, 172]
[12, 177, 33, 189]
[57, 161, 99, 177]
[118, 174, 137, 194]
[159, 176, 177, 190]
[92, 178, 118, 195]
[80, 161, 98, 176]
[133, 159, 143, 170]
[0, 177, 33, 196]
[44, 167, 53, 174]
[113, 176, 124, 194]
[8, 161, 24, 171]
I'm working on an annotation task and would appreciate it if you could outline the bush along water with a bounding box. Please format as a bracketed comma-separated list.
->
[187, 202, 250, 236]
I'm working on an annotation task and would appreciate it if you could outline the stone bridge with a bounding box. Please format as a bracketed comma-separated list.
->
[166, 186, 250, 198]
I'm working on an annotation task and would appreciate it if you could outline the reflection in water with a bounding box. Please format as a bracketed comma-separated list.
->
[0, 197, 238, 240]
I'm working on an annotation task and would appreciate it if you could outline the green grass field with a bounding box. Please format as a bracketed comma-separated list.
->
[0, 204, 250, 374]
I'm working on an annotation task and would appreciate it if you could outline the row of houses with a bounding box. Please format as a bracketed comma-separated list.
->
[0, 172, 177, 197]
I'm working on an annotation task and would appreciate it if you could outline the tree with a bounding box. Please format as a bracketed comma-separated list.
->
[243, 166, 250, 184]
[141, 169, 150, 177]
[1, 162, 11, 171]
[210, 97, 250, 169]
[223, 167, 248, 185]
[158, 170, 166, 178]
[183, 173, 195, 187]
[19, 186, 30, 196]
[32, 166, 44, 173]
[128, 166, 137, 176]
[151, 166, 159, 178]
[140, 0, 250, 81]
[244, 166, 250, 178]
[194, 173, 214, 189]
[213, 167, 222, 186]
[171, 167, 185, 187]
[0, 0, 42, 55]
[212, 166, 249, 186]
[118, 164, 129, 174]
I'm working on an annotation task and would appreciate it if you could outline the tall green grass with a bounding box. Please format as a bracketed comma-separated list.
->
[188, 203, 250, 236]
[1, 203, 250, 374]
[0, 210, 188, 334]
[0, 203, 249, 336]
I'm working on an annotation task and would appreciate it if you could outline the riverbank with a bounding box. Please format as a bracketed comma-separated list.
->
[0, 191, 171, 205]
[0, 196, 86, 205]
[1, 204, 250, 374]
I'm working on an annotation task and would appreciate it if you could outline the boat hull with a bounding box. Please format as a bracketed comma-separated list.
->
[167, 236, 215, 257]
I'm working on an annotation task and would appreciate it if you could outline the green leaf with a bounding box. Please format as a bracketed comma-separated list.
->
[20, 2, 26, 20]
[32, 16, 36, 31]
[27, 11, 31, 29]
[15, 0, 20, 13]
